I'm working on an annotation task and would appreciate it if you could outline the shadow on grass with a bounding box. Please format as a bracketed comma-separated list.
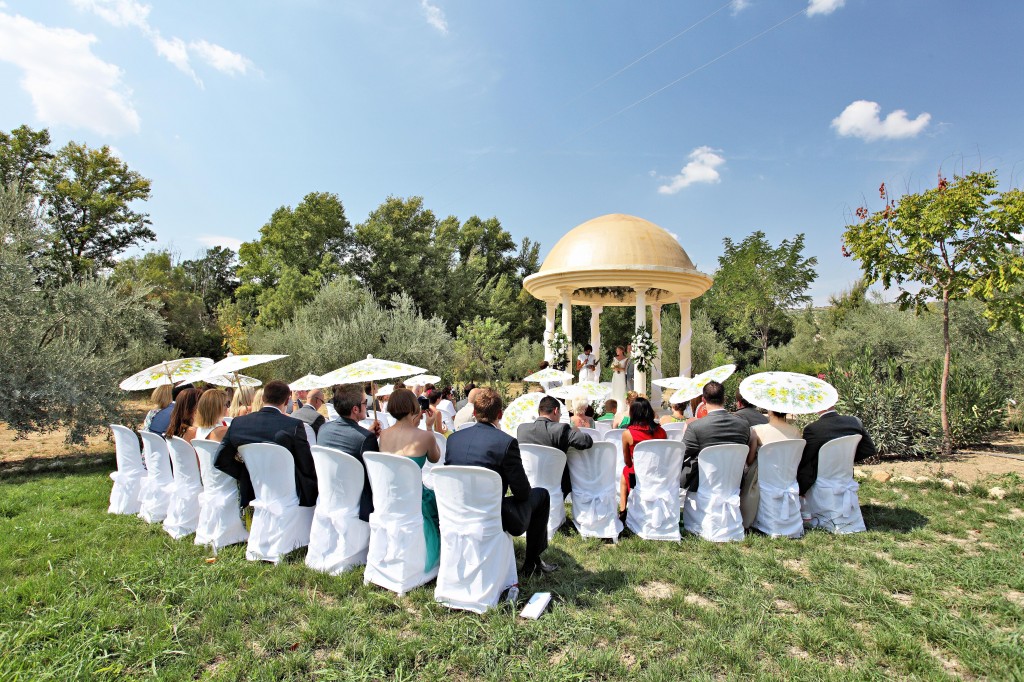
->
[0, 453, 115, 482]
[529, 542, 629, 608]
[861, 504, 929, 533]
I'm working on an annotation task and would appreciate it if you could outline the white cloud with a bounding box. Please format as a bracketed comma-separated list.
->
[72, 0, 255, 85]
[657, 146, 725, 195]
[198, 235, 243, 251]
[420, 0, 448, 35]
[731, 0, 751, 15]
[807, 0, 845, 16]
[188, 39, 254, 76]
[0, 10, 140, 136]
[831, 100, 931, 141]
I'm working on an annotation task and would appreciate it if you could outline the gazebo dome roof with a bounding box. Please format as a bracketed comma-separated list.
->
[523, 213, 712, 306]
[539, 214, 696, 272]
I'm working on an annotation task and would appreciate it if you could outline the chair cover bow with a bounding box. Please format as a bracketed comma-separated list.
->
[369, 513, 422, 563]
[573, 490, 617, 525]
[638, 488, 676, 527]
[441, 520, 499, 568]
[251, 497, 292, 517]
[762, 481, 801, 519]
[816, 478, 860, 517]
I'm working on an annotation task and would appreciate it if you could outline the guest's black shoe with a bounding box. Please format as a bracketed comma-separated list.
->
[618, 509, 627, 524]
[522, 559, 559, 578]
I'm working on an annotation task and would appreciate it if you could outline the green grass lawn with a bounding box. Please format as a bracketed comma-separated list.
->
[1, 460, 1022, 681]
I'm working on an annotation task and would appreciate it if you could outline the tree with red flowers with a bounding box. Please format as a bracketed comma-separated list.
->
[843, 171, 1024, 456]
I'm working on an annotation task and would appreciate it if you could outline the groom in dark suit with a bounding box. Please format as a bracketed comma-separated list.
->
[798, 405, 877, 494]
[214, 380, 318, 508]
[445, 388, 555, 578]
[517, 395, 593, 495]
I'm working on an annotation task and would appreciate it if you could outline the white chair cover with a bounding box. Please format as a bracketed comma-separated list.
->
[420, 432, 447, 491]
[626, 439, 685, 541]
[661, 422, 687, 442]
[566, 442, 622, 540]
[108, 424, 145, 515]
[138, 432, 174, 523]
[579, 426, 602, 443]
[306, 445, 371, 574]
[803, 434, 866, 534]
[433, 466, 518, 614]
[455, 421, 476, 431]
[163, 436, 203, 539]
[192, 439, 248, 550]
[604, 428, 626, 479]
[594, 421, 612, 437]
[683, 443, 747, 542]
[363, 452, 438, 595]
[520, 444, 567, 540]
[239, 443, 315, 563]
[752, 439, 805, 539]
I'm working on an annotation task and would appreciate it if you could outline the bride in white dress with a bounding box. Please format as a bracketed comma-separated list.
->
[610, 346, 627, 406]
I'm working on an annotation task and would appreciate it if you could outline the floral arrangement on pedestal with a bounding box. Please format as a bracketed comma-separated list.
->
[547, 329, 570, 371]
[630, 325, 658, 374]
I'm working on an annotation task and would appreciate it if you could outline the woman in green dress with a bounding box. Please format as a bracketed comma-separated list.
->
[378, 388, 442, 571]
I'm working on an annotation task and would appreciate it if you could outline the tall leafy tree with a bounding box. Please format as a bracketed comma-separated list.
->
[0, 124, 53, 193]
[237, 191, 351, 326]
[181, 246, 238, 313]
[843, 171, 1024, 455]
[702, 231, 818, 368]
[39, 142, 153, 282]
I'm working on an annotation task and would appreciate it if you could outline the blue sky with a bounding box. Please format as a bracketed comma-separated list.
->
[2, 0, 1023, 302]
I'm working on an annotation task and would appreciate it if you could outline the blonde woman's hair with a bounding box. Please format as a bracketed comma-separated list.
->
[194, 389, 227, 429]
[571, 395, 589, 415]
[251, 388, 265, 413]
[228, 385, 255, 417]
[151, 384, 172, 410]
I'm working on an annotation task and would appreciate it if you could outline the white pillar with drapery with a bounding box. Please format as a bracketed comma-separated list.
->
[633, 286, 647, 396]
[651, 303, 662, 406]
[678, 298, 692, 378]
[543, 300, 556, 363]
[560, 290, 573, 385]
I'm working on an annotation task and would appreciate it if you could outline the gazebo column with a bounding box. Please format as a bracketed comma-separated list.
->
[633, 286, 647, 395]
[560, 289, 573, 384]
[651, 303, 662, 406]
[543, 300, 557, 362]
[590, 305, 602, 379]
[678, 298, 692, 377]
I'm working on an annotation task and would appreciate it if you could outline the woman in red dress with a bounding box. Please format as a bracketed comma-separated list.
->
[619, 397, 667, 516]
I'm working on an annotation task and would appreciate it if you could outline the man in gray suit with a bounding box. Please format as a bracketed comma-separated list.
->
[316, 383, 381, 522]
[733, 389, 768, 428]
[681, 381, 755, 493]
[624, 343, 635, 392]
[517, 396, 593, 494]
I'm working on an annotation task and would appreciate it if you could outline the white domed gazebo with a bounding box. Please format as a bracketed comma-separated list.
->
[522, 214, 713, 403]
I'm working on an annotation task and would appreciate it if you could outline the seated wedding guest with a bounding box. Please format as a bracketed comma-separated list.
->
[147, 383, 192, 436]
[446, 388, 556, 578]
[228, 385, 255, 418]
[686, 396, 709, 424]
[430, 391, 453, 432]
[614, 392, 639, 428]
[287, 389, 308, 415]
[570, 396, 594, 428]
[215, 380, 318, 509]
[192, 388, 229, 443]
[379, 388, 441, 572]
[455, 383, 475, 411]
[681, 381, 756, 495]
[165, 388, 202, 442]
[317, 383, 380, 521]
[453, 387, 480, 428]
[518, 395, 593, 495]
[798, 402, 877, 495]
[437, 387, 457, 423]
[597, 399, 617, 422]
[734, 389, 769, 428]
[740, 409, 802, 529]
[251, 388, 265, 413]
[660, 400, 688, 426]
[142, 385, 172, 433]
[364, 382, 381, 413]
[619, 397, 667, 516]
[291, 388, 327, 436]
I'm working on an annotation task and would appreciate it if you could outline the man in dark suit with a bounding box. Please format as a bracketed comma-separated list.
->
[734, 389, 768, 428]
[291, 388, 327, 436]
[624, 344, 635, 392]
[315, 383, 381, 522]
[517, 395, 593, 495]
[681, 381, 756, 492]
[798, 405, 877, 494]
[445, 388, 555, 578]
[214, 379, 318, 507]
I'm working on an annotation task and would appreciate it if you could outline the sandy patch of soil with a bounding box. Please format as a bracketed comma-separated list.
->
[859, 431, 1024, 483]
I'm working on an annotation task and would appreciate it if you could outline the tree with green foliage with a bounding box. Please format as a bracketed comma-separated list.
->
[701, 231, 818, 368]
[452, 317, 510, 383]
[0, 183, 167, 442]
[181, 246, 238, 313]
[0, 124, 53, 192]
[844, 171, 1024, 455]
[237, 191, 351, 326]
[39, 142, 153, 282]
